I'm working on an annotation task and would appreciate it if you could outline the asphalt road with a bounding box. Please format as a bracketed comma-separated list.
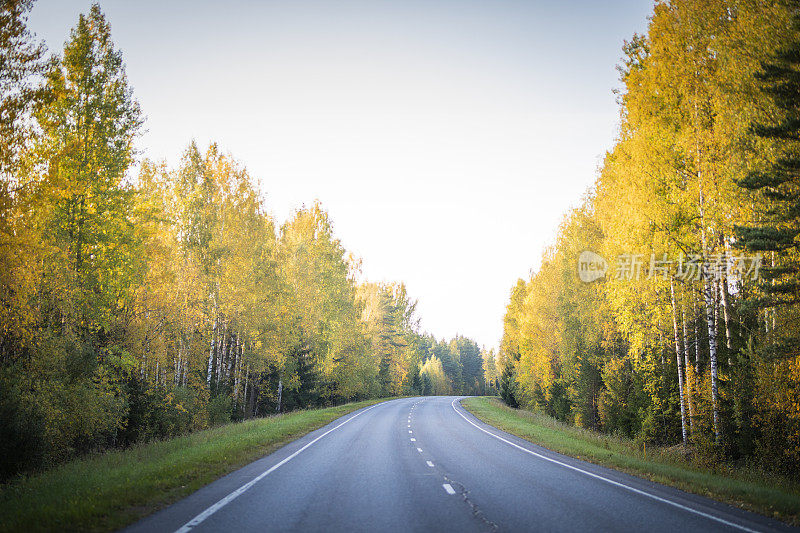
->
[126, 397, 797, 533]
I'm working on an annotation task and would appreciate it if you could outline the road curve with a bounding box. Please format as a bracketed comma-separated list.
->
[125, 397, 797, 533]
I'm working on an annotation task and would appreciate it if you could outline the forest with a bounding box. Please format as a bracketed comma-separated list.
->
[0, 1, 488, 479]
[498, 0, 800, 477]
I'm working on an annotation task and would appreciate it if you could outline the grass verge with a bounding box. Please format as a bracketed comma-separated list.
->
[0, 398, 393, 532]
[461, 396, 800, 526]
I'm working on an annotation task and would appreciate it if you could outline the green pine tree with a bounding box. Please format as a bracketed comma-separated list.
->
[736, 1, 800, 308]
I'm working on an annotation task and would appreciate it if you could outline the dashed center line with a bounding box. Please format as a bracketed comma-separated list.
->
[426, 461, 434, 468]
[417, 447, 423, 453]
[442, 483, 456, 495]
[410, 438, 416, 442]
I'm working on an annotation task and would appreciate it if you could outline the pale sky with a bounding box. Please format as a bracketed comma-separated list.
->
[28, 0, 653, 350]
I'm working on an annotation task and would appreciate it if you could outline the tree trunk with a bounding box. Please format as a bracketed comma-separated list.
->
[181, 335, 187, 386]
[248, 377, 258, 418]
[703, 277, 722, 444]
[243, 367, 249, 418]
[215, 319, 226, 386]
[221, 329, 232, 384]
[680, 285, 695, 434]
[207, 309, 217, 388]
[696, 153, 721, 443]
[719, 236, 733, 351]
[75, 195, 85, 274]
[276, 377, 283, 413]
[692, 296, 701, 375]
[671, 278, 688, 445]
[720, 279, 733, 368]
[233, 336, 241, 402]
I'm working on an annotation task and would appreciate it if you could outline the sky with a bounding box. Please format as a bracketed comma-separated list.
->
[27, 0, 653, 350]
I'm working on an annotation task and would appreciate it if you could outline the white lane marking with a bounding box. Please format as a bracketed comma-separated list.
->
[442, 483, 456, 495]
[417, 447, 423, 453]
[174, 401, 386, 533]
[427, 461, 435, 468]
[411, 438, 416, 442]
[409, 430, 413, 434]
[450, 398, 759, 533]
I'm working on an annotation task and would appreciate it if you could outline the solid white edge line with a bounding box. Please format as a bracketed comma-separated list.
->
[174, 401, 386, 532]
[450, 398, 760, 533]
[442, 483, 456, 495]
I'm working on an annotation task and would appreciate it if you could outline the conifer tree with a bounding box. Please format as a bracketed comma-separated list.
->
[736, 2, 800, 310]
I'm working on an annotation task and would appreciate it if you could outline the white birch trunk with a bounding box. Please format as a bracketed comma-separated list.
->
[680, 285, 695, 434]
[233, 335, 241, 402]
[207, 313, 217, 388]
[719, 238, 733, 351]
[671, 278, 688, 445]
[703, 277, 721, 444]
[276, 377, 283, 413]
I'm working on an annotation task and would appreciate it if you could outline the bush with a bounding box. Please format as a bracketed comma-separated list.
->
[121, 380, 208, 443]
[207, 395, 232, 427]
[0, 370, 46, 479]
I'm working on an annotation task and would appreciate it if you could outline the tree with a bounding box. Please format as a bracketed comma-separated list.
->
[481, 348, 499, 394]
[736, 2, 800, 310]
[432, 339, 462, 393]
[361, 283, 409, 396]
[0, 0, 48, 176]
[451, 336, 484, 395]
[419, 356, 450, 395]
[499, 0, 800, 469]
[499, 357, 519, 408]
[734, 1, 800, 470]
[34, 3, 144, 339]
[0, 0, 48, 364]
[279, 203, 366, 405]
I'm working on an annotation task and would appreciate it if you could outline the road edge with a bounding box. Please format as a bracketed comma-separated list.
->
[457, 396, 799, 532]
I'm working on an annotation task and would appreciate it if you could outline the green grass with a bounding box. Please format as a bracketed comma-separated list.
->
[462, 397, 800, 526]
[0, 398, 393, 532]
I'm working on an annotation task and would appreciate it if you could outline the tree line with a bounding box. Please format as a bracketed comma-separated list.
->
[0, 1, 489, 479]
[498, 0, 800, 477]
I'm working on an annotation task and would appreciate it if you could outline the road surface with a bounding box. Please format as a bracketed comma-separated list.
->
[126, 397, 796, 533]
